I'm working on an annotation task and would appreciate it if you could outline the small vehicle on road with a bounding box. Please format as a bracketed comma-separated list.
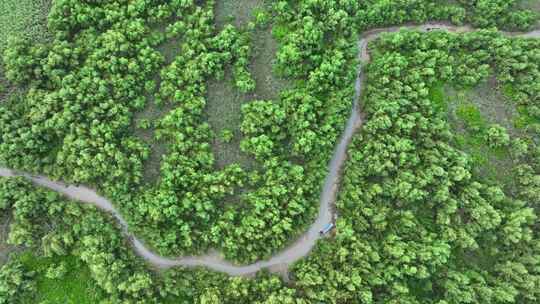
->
[319, 223, 334, 235]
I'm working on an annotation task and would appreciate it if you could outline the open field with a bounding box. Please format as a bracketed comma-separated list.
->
[132, 100, 171, 185]
[206, 1, 289, 169]
[135, 1, 288, 176]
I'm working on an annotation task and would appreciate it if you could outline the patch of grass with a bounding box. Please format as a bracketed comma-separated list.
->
[132, 95, 171, 186]
[17, 252, 104, 303]
[205, 73, 256, 170]
[272, 24, 290, 41]
[501, 83, 517, 99]
[443, 84, 516, 186]
[0, 0, 50, 104]
[205, 8, 288, 170]
[0, 0, 50, 49]
[456, 102, 487, 130]
[0, 215, 18, 267]
[214, 0, 267, 29]
[428, 82, 447, 113]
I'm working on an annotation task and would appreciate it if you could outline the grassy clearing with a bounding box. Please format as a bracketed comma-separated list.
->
[17, 252, 103, 303]
[432, 80, 517, 186]
[0, 0, 50, 48]
[205, 4, 288, 170]
[0, 0, 51, 102]
[137, 1, 289, 176]
[0, 215, 18, 267]
[520, 0, 540, 29]
[132, 100, 171, 186]
[214, 0, 267, 29]
[205, 74, 257, 170]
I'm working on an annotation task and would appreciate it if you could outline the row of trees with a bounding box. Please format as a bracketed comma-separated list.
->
[355, 0, 537, 30]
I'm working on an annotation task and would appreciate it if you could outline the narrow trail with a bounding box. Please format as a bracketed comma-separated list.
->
[0, 23, 538, 277]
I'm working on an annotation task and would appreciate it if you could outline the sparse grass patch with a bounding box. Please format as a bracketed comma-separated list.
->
[214, 0, 267, 28]
[17, 252, 104, 303]
[0, 0, 51, 103]
[0, 0, 50, 49]
[0, 215, 18, 267]
[438, 83, 516, 186]
[132, 97, 171, 185]
[456, 102, 487, 131]
[205, 73, 256, 170]
[520, 0, 540, 29]
[205, 9, 288, 170]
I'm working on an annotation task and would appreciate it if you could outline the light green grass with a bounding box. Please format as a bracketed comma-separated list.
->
[18, 252, 103, 303]
[456, 102, 488, 131]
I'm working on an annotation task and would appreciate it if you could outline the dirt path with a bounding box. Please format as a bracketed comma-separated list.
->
[0, 24, 538, 277]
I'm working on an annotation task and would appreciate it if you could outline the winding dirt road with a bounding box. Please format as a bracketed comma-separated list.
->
[1, 23, 538, 276]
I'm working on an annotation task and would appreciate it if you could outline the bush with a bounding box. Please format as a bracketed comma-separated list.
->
[0, 259, 35, 304]
[45, 262, 68, 280]
[485, 124, 510, 148]
[220, 129, 234, 143]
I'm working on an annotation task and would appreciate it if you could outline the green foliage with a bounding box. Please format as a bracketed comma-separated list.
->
[0, 177, 158, 302]
[137, 119, 152, 130]
[44, 262, 67, 280]
[291, 29, 540, 303]
[0, 259, 34, 304]
[1, 0, 540, 303]
[17, 253, 102, 304]
[459, 0, 537, 30]
[221, 129, 234, 143]
[161, 268, 299, 304]
[456, 102, 487, 131]
[484, 124, 511, 148]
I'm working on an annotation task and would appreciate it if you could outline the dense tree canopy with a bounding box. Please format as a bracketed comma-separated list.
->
[1, 0, 540, 303]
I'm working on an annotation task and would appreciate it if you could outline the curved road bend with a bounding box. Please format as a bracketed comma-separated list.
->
[0, 24, 539, 276]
